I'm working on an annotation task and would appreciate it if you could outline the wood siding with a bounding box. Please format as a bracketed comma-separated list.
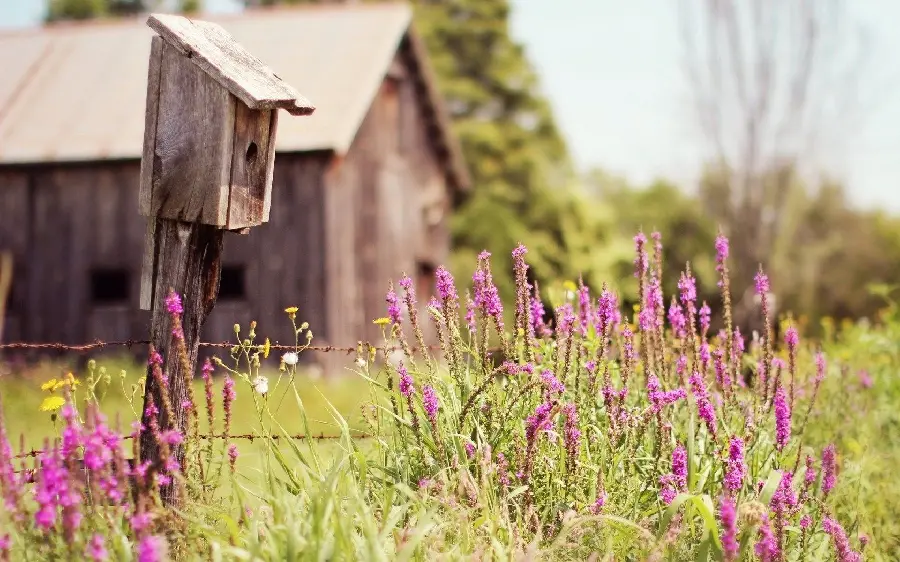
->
[325, 50, 452, 349]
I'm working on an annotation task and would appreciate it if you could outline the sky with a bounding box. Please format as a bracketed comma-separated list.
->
[2, 0, 899, 212]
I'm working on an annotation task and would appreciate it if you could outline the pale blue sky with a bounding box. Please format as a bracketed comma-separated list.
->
[3, 0, 899, 211]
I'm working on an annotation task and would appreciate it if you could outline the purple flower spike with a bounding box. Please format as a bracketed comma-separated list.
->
[422, 385, 439, 424]
[774, 385, 791, 451]
[719, 496, 739, 561]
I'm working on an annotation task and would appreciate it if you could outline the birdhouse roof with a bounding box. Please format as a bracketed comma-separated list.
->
[146, 13, 314, 116]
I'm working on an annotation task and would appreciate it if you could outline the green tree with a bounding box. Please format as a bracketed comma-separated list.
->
[45, 0, 198, 22]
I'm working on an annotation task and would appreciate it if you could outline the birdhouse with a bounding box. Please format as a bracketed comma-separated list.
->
[138, 13, 315, 231]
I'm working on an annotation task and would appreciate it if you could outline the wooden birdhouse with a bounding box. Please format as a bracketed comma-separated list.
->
[138, 13, 314, 312]
[138, 13, 315, 231]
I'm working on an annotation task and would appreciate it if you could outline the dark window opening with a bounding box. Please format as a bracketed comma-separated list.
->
[219, 265, 246, 301]
[416, 261, 436, 305]
[90, 268, 130, 304]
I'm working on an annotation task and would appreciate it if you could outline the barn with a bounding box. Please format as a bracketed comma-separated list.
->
[0, 3, 470, 367]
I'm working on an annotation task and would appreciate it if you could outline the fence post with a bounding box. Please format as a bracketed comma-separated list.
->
[136, 13, 314, 505]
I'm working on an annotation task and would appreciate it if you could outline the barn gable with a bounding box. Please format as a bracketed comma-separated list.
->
[0, 3, 469, 192]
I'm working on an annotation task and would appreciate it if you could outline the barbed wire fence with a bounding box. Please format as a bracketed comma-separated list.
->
[0, 337, 504, 464]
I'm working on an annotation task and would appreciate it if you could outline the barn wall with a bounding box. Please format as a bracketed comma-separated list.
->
[326, 51, 452, 349]
[0, 154, 330, 370]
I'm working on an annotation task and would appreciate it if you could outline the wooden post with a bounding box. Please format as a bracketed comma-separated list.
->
[136, 13, 314, 505]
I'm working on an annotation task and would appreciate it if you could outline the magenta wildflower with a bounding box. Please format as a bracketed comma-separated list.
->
[495, 453, 510, 487]
[386, 288, 402, 326]
[800, 515, 812, 529]
[422, 385, 439, 424]
[659, 474, 678, 504]
[755, 514, 778, 562]
[595, 287, 618, 337]
[578, 283, 593, 336]
[668, 298, 687, 338]
[530, 292, 549, 337]
[465, 295, 476, 333]
[164, 291, 183, 316]
[136, 535, 167, 562]
[699, 302, 711, 335]
[222, 375, 236, 435]
[525, 403, 554, 441]
[639, 277, 663, 332]
[715, 234, 730, 287]
[689, 372, 718, 438]
[823, 517, 862, 562]
[822, 444, 837, 495]
[774, 385, 791, 451]
[397, 363, 414, 398]
[754, 271, 770, 295]
[34, 446, 75, 530]
[130, 511, 153, 534]
[718, 496, 739, 561]
[857, 370, 872, 389]
[672, 445, 688, 489]
[561, 403, 581, 465]
[646, 375, 686, 412]
[228, 444, 239, 472]
[784, 326, 799, 349]
[589, 491, 607, 514]
[540, 369, 565, 395]
[472, 253, 503, 321]
[434, 266, 458, 306]
[723, 437, 746, 493]
[0, 414, 22, 516]
[678, 273, 697, 306]
[87, 534, 107, 561]
[633, 232, 649, 278]
[464, 442, 475, 459]
[556, 303, 576, 336]
[771, 470, 798, 514]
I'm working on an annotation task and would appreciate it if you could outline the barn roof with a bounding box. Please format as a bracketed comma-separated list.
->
[0, 3, 470, 190]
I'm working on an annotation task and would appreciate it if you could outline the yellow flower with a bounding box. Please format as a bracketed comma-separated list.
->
[373, 317, 390, 326]
[262, 338, 271, 359]
[563, 280, 578, 293]
[41, 378, 59, 392]
[285, 307, 298, 314]
[40, 396, 66, 412]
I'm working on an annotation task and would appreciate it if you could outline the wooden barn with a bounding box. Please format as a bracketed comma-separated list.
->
[0, 3, 469, 367]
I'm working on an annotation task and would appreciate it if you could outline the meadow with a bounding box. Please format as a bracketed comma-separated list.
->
[0, 231, 897, 561]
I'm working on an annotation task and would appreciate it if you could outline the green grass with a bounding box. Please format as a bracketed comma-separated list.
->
[0, 351, 371, 453]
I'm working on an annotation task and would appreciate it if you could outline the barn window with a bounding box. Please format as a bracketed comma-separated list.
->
[219, 265, 246, 301]
[90, 268, 130, 304]
[416, 261, 436, 305]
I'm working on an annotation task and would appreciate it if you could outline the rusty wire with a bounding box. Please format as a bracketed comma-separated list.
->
[10, 432, 375, 461]
[0, 339, 454, 354]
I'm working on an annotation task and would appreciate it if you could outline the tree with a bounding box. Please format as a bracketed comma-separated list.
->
[677, 0, 873, 325]
[45, 0, 198, 22]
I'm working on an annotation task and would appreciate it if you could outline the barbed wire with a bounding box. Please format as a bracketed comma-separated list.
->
[0, 339, 457, 354]
[10, 432, 375, 461]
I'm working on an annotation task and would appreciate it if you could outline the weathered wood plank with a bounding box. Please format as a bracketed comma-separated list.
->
[139, 36, 163, 216]
[147, 14, 315, 116]
[139, 218, 224, 505]
[151, 41, 234, 226]
[226, 103, 272, 229]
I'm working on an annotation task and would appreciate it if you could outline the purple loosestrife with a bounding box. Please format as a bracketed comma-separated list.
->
[823, 518, 862, 562]
[755, 514, 778, 562]
[659, 444, 688, 504]
[473, 252, 503, 324]
[595, 286, 618, 339]
[137, 535, 168, 562]
[556, 303, 576, 337]
[540, 370, 566, 396]
[561, 403, 581, 471]
[165, 290, 184, 339]
[578, 281, 593, 336]
[689, 372, 718, 438]
[398, 363, 415, 398]
[201, 358, 216, 433]
[822, 444, 837, 496]
[715, 233, 729, 280]
[774, 385, 791, 451]
[668, 297, 687, 339]
[646, 375, 687, 412]
[589, 492, 607, 514]
[435, 266, 458, 305]
[639, 276, 663, 333]
[0, 404, 22, 518]
[699, 302, 711, 337]
[386, 286, 402, 326]
[222, 376, 236, 437]
[530, 287, 550, 338]
[723, 437, 746, 493]
[464, 442, 475, 459]
[801, 455, 817, 502]
[785, 326, 799, 409]
[495, 453, 510, 487]
[228, 444, 238, 473]
[422, 385, 439, 425]
[718, 496, 739, 561]
[633, 232, 649, 282]
[87, 535, 107, 561]
[465, 294, 476, 334]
